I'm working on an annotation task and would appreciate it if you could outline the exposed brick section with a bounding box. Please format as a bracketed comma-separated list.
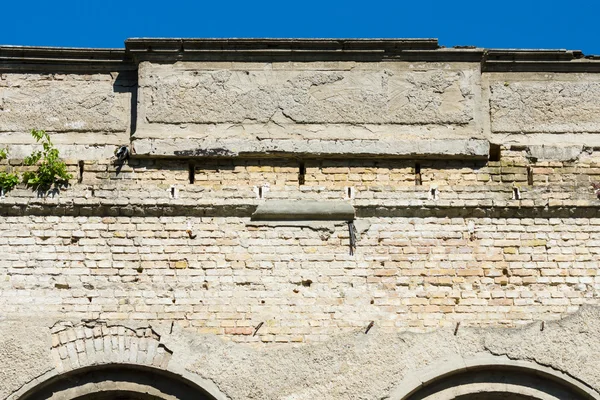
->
[1, 151, 600, 343]
[1, 151, 599, 217]
[0, 212, 598, 343]
[50, 321, 171, 372]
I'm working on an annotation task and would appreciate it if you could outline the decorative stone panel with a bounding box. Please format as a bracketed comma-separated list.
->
[489, 73, 600, 134]
[0, 73, 130, 134]
[132, 60, 487, 158]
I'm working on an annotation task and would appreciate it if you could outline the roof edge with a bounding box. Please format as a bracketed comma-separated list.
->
[0, 39, 599, 72]
[0, 45, 132, 72]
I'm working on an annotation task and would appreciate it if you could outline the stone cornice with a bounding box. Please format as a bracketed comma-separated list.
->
[125, 38, 446, 62]
[482, 49, 600, 72]
[0, 45, 133, 72]
[0, 39, 598, 72]
[125, 38, 486, 62]
[125, 38, 441, 52]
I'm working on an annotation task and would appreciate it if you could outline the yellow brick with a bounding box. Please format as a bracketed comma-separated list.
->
[173, 260, 188, 269]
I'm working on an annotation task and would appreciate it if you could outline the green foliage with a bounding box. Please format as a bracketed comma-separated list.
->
[22, 129, 72, 191]
[0, 148, 19, 193]
[0, 172, 20, 193]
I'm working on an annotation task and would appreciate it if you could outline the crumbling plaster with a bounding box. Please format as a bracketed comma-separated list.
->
[4, 307, 600, 400]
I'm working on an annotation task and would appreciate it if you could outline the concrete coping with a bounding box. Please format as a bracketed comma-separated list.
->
[251, 200, 355, 221]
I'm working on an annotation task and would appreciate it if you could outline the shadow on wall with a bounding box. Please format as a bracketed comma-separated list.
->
[112, 70, 138, 137]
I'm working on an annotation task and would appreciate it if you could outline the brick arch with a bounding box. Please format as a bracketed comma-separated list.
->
[49, 321, 171, 373]
[8, 321, 228, 400]
[391, 356, 600, 400]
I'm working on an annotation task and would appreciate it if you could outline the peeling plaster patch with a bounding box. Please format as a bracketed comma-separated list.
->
[169, 308, 600, 400]
[5, 308, 600, 400]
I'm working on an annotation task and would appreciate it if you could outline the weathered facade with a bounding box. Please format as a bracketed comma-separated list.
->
[1, 38, 600, 399]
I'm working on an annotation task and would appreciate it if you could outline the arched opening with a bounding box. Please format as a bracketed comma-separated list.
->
[403, 365, 597, 400]
[17, 364, 217, 400]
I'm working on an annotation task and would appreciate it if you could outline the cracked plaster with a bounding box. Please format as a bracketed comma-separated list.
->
[5, 307, 600, 399]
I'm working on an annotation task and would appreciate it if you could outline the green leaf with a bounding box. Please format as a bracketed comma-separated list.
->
[22, 129, 71, 191]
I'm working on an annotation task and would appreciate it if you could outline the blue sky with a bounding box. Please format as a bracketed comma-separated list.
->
[1, 0, 598, 54]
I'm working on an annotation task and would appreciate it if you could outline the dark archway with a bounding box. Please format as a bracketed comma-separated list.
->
[18, 364, 217, 400]
[72, 392, 163, 400]
[404, 365, 597, 400]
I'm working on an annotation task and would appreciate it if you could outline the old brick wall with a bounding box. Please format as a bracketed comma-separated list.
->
[1, 151, 599, 345]
[2, 40, 600, 399]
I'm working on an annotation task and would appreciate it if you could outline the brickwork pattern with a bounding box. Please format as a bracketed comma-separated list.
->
[1, 149, 599, 209]
[1, 150, 600, 344]
[50, 321, 171, 372]
[1, 214, 599, 343]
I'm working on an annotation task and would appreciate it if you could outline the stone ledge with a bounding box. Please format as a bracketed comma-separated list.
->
[251, 200, 355, 221]
[126, 37, 440, 52]
[132, 138, 490, 160]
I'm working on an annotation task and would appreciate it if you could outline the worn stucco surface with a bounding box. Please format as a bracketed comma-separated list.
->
[489, 74, 600, 134]
[0, 72, 132, 159]
[483, 307, 600, 394]
[138, 62, 477, 126]
[0, 319, 54, 399]
[0, 73, 130, 134]
[173, 307, 600, 399]
[132, 61, 486, 158]
[4, 308, 600, 399]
